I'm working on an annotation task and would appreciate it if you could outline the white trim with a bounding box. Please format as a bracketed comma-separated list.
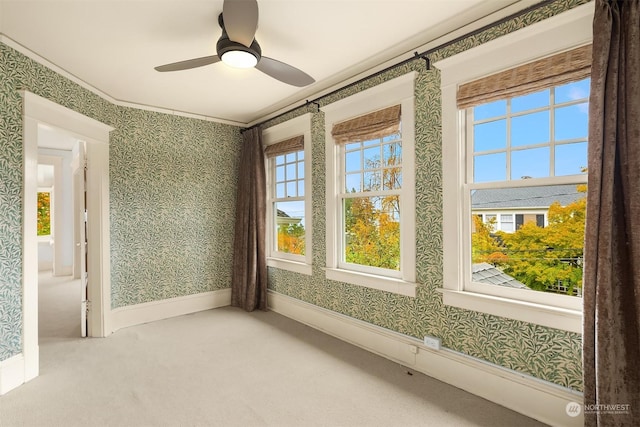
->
[324, 73, 416, 294]
[434, 3, 593, 331]
[22, 91, 113, 389]
[110, 289, 232, 333]
[268, 291, 584, 427]
[263, 113, 313, 273]
[0, 354, 28, 396]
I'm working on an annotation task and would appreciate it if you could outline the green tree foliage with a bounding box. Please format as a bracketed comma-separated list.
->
[37, 191, 51, 236]
[473, 186, 586, 295]
[277, 223, 305, 255]
[344, 196, 400, 270]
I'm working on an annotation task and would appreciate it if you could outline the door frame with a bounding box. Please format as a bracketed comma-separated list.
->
[22, 91, 113, 382]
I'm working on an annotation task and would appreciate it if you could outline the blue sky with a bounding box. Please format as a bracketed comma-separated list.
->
[473, 78, 590, 183]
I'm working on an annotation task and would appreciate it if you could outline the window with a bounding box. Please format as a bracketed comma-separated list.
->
[436, 2, 594, 332]
[324, 73, 416, 297]
[37, 190, 52, 237]
[264, 114, 312, 275]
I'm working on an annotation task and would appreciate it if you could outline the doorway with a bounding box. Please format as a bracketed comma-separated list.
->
[22, 91, 113, 383]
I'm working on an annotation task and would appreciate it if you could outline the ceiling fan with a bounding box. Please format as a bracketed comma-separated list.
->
[154, 0, 315, 87]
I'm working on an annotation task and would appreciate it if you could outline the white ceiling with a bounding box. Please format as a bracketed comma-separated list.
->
[1, 0, 530, 125]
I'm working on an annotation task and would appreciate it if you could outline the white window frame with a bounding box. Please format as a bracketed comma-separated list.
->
[324, 73, 417, 297]
[435, 2, 594, 333]
[264, 113, 312, 276]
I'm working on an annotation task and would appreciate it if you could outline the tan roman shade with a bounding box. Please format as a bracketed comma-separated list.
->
[331, 105, 401, 144]
[457, 44, 592, 110]
[264, 135, 304, 158]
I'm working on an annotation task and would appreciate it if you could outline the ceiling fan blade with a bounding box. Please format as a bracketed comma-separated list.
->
[222, 0, 259, 47]
[256, 57, 315, 87]
[155, 55, 220, 72]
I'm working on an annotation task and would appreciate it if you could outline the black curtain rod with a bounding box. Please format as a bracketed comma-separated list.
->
[243, 0, 557, 133]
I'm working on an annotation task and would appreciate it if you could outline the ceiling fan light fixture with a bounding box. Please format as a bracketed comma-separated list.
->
[221, 49, 258, 68]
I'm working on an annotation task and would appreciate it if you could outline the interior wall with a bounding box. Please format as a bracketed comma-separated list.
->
[0, 42, 242, 361]
[264, 0, 588, 392]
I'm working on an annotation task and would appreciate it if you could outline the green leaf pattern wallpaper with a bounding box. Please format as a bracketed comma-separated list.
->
[1, 0, 586, 392]
[265, 0, 588, 392]
[0, 43, 241, 360]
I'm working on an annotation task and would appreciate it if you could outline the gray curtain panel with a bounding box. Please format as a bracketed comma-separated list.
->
[231, 127, 268, 312]
[584, 0, 640, 425]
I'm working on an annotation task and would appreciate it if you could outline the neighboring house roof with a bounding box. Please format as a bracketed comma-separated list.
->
[471, 184, 583, 210]
[472, 263, 529, 289]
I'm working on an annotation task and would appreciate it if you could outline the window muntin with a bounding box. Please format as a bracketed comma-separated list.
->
[467, 78, 589, 300]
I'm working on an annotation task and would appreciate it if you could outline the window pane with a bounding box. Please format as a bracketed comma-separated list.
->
[286, 181, 297, 197]
[474, 152, 506, 183]
[298, 181, 305, 197]
[364, 171, 381, 191]
[511, 89, 549, 113]
[276, 166, 285, 182]
[275, 155, 285, 166]
[383, 143, 402, 166]
[298, 151, 304, 160]
[275, 201, 305, 255]
[297, 161, 304, 179]
[474, 119, 506, 152]
[343, 196, 400, 270]
[37, 192, 51, 236]
[470, 185, 585, 297]
[363, 146, 380, 170]
[383, 167, 402, 190]
[286, 163, 296, 180]
[474, 100, 507, 120]
[345, 142, 360, 151]
[511, 111, 549, 147]
[382, 132, 401, 143]
[511, 147, 550, 179]
[285, 152, 296, 163]
[555, 142, 587, 176]
[345, 150, 361, 173]
[363, 139, 379, 147]
[555, 104, 589, 141]
[555, 78, 590, 104]
[345, 173, 362, 193]
[276, 183, 285, 198]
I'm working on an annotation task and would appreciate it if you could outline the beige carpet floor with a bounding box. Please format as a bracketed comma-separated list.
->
[0, 273, 546, 427]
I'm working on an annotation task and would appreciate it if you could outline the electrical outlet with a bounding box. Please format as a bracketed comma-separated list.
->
[423, 335, 441, 350]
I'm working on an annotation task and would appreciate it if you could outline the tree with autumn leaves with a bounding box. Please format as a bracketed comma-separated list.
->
[37, 191, 51, 236]
[472, 185, 587, 295]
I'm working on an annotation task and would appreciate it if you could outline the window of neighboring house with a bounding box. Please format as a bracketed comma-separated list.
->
[37, 189, 52, 237]
[264, 113, 312, 275]
[436, 2, 594, 333]
[324, 73, 416, 297]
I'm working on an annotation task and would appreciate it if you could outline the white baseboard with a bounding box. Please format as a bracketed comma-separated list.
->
[0, 354, 25, 395]
[110, 288, 232, 333]
[268, 291, 584, 427]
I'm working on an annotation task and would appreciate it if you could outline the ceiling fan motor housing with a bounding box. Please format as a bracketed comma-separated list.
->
[216, 13, 262, 63]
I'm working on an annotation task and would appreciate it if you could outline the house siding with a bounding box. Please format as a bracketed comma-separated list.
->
[264, 0, 589, 392]
[0, 43, 242, 360]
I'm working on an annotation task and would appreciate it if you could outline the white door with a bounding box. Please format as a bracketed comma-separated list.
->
[72, 141, 88, 337]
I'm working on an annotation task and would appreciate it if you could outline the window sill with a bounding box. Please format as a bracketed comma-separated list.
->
[325, 268, 416, 297]
[267, 258, 312, 276]
[438, 288, 582, 333]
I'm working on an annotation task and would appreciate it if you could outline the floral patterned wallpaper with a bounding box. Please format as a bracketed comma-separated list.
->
[265, 0, 590, 392]
[0, 43, 241, 360]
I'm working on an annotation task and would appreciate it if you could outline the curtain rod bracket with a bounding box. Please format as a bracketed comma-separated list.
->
[414, 52, 430, 70]
[306, 100, 321, 112]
